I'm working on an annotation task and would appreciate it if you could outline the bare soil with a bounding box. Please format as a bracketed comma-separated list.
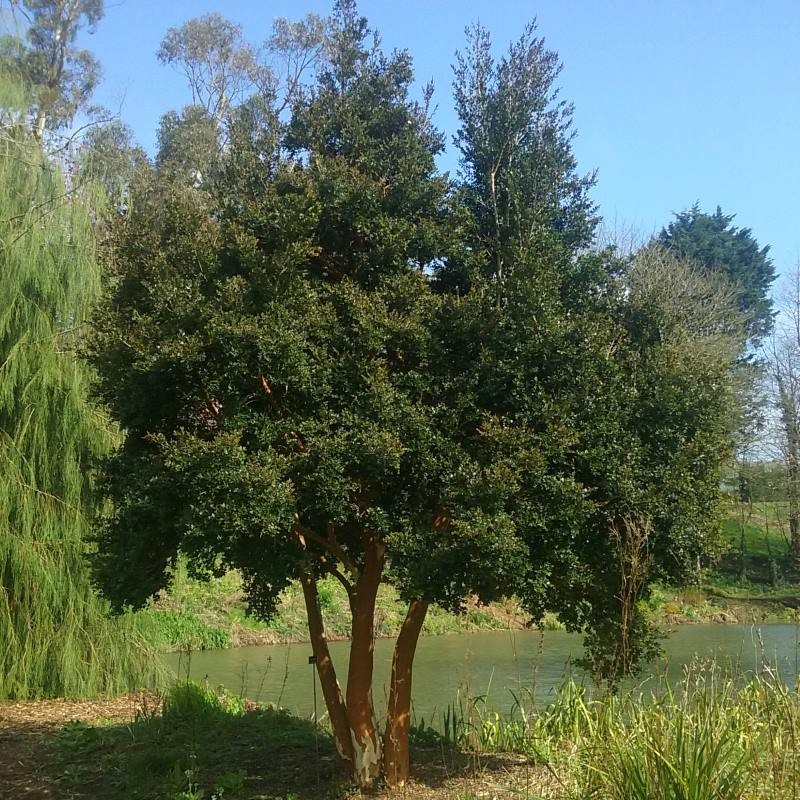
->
[0, 695, 554, 800]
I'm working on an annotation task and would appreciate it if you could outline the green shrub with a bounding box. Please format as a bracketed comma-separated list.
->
[136, 611, 231, 651]
[163, 681, 245, 720]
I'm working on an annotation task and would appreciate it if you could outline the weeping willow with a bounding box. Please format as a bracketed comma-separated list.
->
[0, 78, 156, 699]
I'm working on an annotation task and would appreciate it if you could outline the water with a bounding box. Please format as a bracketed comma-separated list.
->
[165, 624, 800, 719]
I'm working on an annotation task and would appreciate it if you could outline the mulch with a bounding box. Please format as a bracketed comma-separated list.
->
[0, 693, 160, 800]
[0, 694, 559, 800]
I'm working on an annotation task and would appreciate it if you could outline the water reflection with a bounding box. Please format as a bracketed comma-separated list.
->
[164, 624, 800, 719]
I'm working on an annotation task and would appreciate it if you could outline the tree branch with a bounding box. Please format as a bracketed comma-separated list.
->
[318, 555, 355, 597]
[294, 520, 360, 579]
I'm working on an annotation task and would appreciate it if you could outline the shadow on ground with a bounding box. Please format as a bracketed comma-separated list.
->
[0, 688, 545, 800]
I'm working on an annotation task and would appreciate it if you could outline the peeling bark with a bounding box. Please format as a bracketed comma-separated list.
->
[384, 599, 429, 788]
[300, 575, 355, 773]
[345, 535, 385, 788]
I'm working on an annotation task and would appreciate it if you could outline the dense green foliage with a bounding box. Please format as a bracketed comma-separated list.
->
[0, 77, 155, 699]
[84, 1, 742, 783]
[658, 204, 776, 345]
[452, 21, 598, 280]
[92, 1, 735, 664]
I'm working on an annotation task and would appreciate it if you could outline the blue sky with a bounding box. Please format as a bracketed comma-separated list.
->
[80, 0, 800, 276]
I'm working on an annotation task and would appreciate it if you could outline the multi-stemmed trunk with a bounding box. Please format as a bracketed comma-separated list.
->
[300, 535, 429, 789]
[344, 535, 385, 786]
[384, 599, 429, 787]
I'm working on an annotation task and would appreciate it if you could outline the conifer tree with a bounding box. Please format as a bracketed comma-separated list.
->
[658, 204, 775, 346]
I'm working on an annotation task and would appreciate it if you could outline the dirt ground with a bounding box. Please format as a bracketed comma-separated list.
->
[0, 694, 158, 799]
[0, 695, 558, 800]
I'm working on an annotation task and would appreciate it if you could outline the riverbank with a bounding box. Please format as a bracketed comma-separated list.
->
[135, 504, 800, 653]
[136, 568, 537, 652]
[140, 575, 800, 653]
[4, 665, 800, 800]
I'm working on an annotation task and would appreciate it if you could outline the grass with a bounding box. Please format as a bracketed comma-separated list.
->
[135, 610, 232, 651]
[138, 559, 529, 652]
[44, 681, 338, 800]
[640, 499, 800, 626]
[409, 662, 800, 799]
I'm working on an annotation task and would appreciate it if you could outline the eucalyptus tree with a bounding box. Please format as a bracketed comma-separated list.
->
[158, 12, 326, 127]
[1, 0, 103, 140]
[157, 13, 266, 128]
[154, 11, 327, 191]
[75, 119, 148, 207]
[0, 76, 152, 699]
[87, 3, 740, 787]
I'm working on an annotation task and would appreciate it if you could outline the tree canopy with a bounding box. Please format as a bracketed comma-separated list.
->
[1, 0, 104, 140]
[658, 204, 775, 346]
[86, 2, 742, 787]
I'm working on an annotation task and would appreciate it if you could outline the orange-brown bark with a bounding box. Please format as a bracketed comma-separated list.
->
[384, 599, 429, 788]
[345, 534, 385, 787]
[300, 574, 355, 773]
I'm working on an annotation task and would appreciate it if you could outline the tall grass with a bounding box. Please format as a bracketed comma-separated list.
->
[0, 76, 157, 698]
[414, 662, 800, 799]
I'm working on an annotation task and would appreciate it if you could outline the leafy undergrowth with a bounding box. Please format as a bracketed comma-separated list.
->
[137, 562, 535, 652]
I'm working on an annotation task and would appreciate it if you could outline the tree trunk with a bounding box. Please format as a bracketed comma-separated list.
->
[384, 599, 429, 788]
[345, 535, 385, 788]
[300, 574, 355, 773]
[33, 111, 47, 143]
[789, 458, 800, 571]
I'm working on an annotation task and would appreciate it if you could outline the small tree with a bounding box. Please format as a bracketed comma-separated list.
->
[88, 4, 741, 787]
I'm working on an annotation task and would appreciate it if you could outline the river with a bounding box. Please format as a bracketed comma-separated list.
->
[164, 624, 800, 719]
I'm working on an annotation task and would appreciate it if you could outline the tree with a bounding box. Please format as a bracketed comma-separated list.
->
[1, 0, 104, 141]
[0, 75, 153, 698]
[658, 204, 776, 346]
[155, 12, 326, 185]
[450, 20, 597, 291]
[75, 118, 148, 206]
[87, 4, 740, 787]
[157, 13, 266, 128]
[92, 4, 452, 785]
[765, 264, 800, 568]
